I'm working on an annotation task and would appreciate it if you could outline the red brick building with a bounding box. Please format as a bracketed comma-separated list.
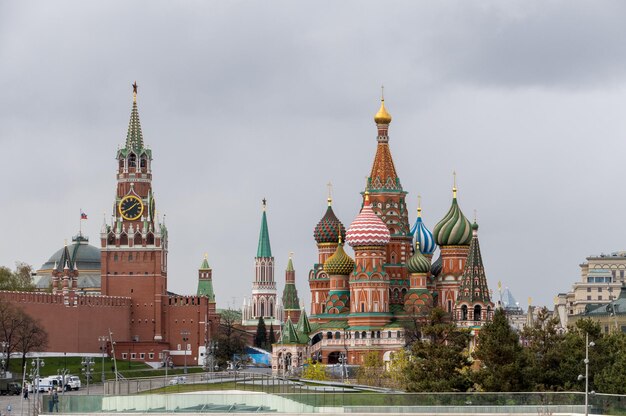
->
[0, 85, 220, 368]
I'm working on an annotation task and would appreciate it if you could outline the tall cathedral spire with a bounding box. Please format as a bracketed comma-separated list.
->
[125, 81, 145, 151]
[369, 88, 400, 191]
[257, 199, 272, 258]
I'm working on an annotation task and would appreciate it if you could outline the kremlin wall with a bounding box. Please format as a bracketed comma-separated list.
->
[0, 85, 494, 372]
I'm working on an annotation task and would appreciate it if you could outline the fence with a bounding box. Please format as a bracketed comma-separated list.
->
[40, 391, 626, 414]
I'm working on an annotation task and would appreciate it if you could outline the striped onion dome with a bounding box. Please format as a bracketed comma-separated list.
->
[433, 190, 472, 246]
[346, 194, 391, 247]
[314, 199, 346, 244]
[410, 206, 437, 255]
[324, 240, 355, 275]
[407, 243, 431, 274]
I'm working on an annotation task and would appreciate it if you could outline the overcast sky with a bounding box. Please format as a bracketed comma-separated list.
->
[2, 1, 626, 310]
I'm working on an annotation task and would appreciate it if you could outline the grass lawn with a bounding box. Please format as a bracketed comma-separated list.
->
[5, 356, 204, 383]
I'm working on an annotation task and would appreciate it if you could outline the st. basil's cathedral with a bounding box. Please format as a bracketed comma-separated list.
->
[1, 85, 493, 372]
[237, 96, 495, 372]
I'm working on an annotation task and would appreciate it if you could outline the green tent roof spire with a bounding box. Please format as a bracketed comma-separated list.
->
[200, 253, 211, 270]
[125, 81, 145, 151]
[257, 199, 272, 258]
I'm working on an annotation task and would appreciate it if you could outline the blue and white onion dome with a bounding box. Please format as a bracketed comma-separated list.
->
[410, 202, 436, 255]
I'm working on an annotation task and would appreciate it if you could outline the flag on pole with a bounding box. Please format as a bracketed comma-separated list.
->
[80, 210, 88, 220]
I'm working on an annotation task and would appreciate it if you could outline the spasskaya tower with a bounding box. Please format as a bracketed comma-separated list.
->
[100, 82, 168, 342]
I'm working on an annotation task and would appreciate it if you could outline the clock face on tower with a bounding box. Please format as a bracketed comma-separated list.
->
[119, 195, 144, 221]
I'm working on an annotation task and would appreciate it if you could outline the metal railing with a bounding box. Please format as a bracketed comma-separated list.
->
[39, 390, 626, 414]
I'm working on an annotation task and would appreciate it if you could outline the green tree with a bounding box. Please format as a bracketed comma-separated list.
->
[254, 316, 268, 350]
[405, 308, 470, 391]
[521, 307, 574, 391]
[301, 358, 328, 381]
[404, 308, 471, 392]
[594, 331, 626, 394]
[268, 324, 276, 346]
[215, 309, 247, 368]
[473, 308, 530, 391]
[0, 263, 35, 292]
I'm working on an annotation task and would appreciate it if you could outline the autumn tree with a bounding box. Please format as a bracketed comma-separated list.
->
[302, 358, 328, 381]
[357, 351, 386, 386]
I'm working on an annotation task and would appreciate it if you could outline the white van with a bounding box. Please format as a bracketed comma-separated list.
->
[67, 376, 81, 390]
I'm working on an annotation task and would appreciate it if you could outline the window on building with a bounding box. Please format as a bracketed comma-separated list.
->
[587, 287, 592, 292]
[598, 287, 603, 293]
[587, 295, 592, 300]
[140, 353, 145, 359]
[598, 295, 603, 301]
[121, 353, 127, 359]
[131, 353, 136, 359]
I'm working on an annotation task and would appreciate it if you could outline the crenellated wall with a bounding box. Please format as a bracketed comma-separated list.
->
[0, 291, 131, 353]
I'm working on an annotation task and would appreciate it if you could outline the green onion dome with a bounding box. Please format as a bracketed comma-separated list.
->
[433, 189, 472, 246]
[407, 242, 431, 274]
[324, 240, 355, 275]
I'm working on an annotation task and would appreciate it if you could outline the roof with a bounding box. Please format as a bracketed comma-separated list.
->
[314, 204, 346, 245]
[433, 194, 472, 246]
[257, 210, 272, 258]
[584, 288, 626, 316]
[411, 211, 437, 256]
[197, 279, 215, 301]
[456, 223, 492, 305]
[281, 283, 300, 310]
[39, 234, 100, 272]
[346, 195, 391, 247]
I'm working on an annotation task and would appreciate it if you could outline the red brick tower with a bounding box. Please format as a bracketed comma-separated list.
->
[365, 94, 412, 306]
[100, 83, 168, 342]
[346, 191, 392, 327]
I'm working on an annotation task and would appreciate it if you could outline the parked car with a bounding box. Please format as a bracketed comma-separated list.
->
[0, 379, 21, 395]
[168, 376, 186, 385]
[66, 376, 81, 391]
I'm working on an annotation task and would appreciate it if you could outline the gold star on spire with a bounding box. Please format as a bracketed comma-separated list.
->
[132, 81, 138, 103]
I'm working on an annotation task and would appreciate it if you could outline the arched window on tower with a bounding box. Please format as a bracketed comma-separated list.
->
[128, 153, 137, 168]
[474, 305, 482, 321]
[119, 159, 124, 171]
[461, 305, 468, 321]
[120, 233, 128, 246]
[134, 233, 142, 246]
[269, 299, 274, 317]
[260, 300, 265, 317]
[140, 156, 147, 170]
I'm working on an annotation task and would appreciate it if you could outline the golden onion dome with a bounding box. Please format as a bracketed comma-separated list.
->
[374, 99, 392, 125]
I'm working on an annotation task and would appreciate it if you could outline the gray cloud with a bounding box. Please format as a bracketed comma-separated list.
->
[1, 1, 626, 310]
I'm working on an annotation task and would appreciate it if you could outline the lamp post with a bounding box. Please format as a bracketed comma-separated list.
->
[57, 368, 69, 396]
[578, 332, 595, 416]
[29, 357, 45, 414]
[338, 353, 347, 383]
[81, 357, 95, 394]
[98, 336, 107, 383]
[162, 350, 170, 388]
[0, 341, 7, 378]
[203, 340, 218, 375]
[180, 330, 190, 374]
